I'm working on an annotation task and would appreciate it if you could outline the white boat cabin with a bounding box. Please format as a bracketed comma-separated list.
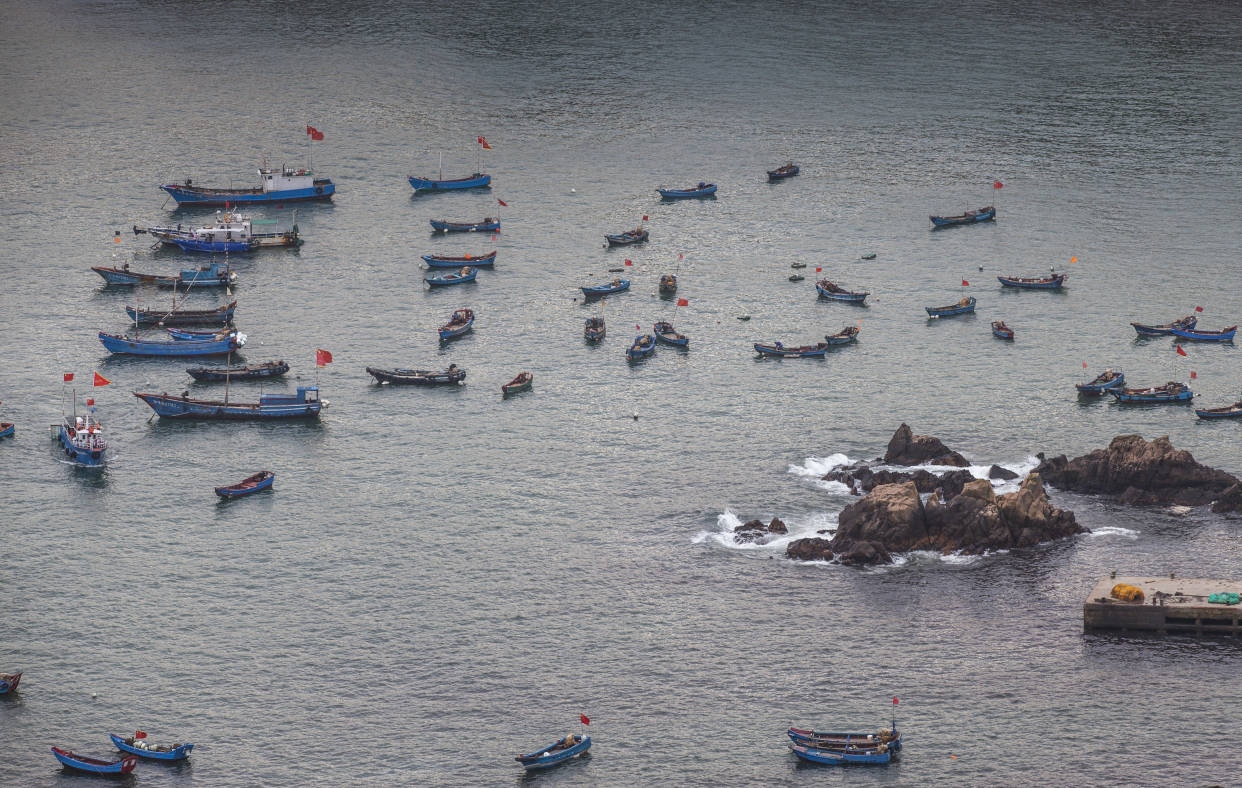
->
[193, 211, 252, 243]
[259, 167, 316, 193]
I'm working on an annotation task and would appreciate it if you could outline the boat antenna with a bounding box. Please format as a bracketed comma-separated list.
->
[439, 150, 443, 182]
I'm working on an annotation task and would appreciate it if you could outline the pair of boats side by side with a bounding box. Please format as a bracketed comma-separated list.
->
[50, 731, 194, 776]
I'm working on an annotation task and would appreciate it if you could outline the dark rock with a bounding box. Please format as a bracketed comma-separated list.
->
[832, 482, 928, 553]
[989, 464, 1019, 480]
[836, 541, 891, 566]
[822, 465, 973, 498]
[785, 537, 834, 562]
[883, 423, 969, 467]
[1212, 483, 1242, 514]
[734, 517, 788, 543]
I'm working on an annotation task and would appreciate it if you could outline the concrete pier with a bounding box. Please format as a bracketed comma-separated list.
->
[1083, 576, 1242, 636]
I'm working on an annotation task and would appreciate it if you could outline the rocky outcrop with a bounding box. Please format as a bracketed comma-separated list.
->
[989, 464, 1019, 480]
[1035, 435, 1241, 512]
[883, 423, 969, 467]
[733, 517, 788, 543]
[785, 537, 834, 562]
[823, 465, 974, 499]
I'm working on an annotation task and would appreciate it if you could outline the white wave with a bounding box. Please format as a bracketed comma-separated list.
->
[787, 453, 855, 478]
[695, 508, 838, 552]
[1085, 526, 1139, 539]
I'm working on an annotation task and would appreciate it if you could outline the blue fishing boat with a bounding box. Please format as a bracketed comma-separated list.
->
[605, 227, 648, 246]
[1132, 315, 1196, 336]
[991, 320, 1014, 339]
[409, 172, 491, 192]
[214, 470, 275, 499]
[51, 747, 137, 775]
[754, 341, 828, 358]
[627, 334, 656, 361]
[1196, 400, 1242, 420]
[92, 261, 235, 287]
[658, 182, 717, 199]
[0, 672, 21, 693]
[186, 361, 288, 382]
[790, 743, 892, 765]
[55, 409, 107, 467]
[816, 280, 869, 303]
[1076, 369, 1124, 396]
[99, 330, 245, 356]
[425, 267, 478, 287]
[109, 733, 194, 761]
[787, 726, 902, 751]
[161, 166, 334, 205]
[136, 211, 301, 253]
[1171, 324, 1236, 342]
[1109, 381, 1193, 404]
[0, 423, 12, 439]
[367, 365, 465, 385]
[422, 251, 496, 268]
[582, 278, 630, 298]
[430, 218, 500, 233]
[168, 327, 231, 341]
[998, 272, 1066, 289]
[135, 387, 323, 419]
[925, 296, 976, 317]
[930, 205, 995, 227]
[768, 163, 800, 181]
[659, 274, 678, 294]
[515, 734, 591, 771]
[127, 300, 237, 326]
[653, 321, 688, 347]
[438, 309, 474, 341]
[584, 316, 606, 342]
[824, 326, 860, 345]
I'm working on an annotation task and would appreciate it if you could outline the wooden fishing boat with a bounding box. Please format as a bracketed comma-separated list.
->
[108, 733, 194, 761]
[186, 360, 289, 382]
[582, 278, 630, 298]
[754, 341, 829, 358]
[584, 317, 606, 342]
[626, 334, 656, 361]
[1109, 381, 1193, 404]
[791, 262, 807, 269]
[438, 309, 474, 341]
[126, 300, 237, 326]
[658, 182, 717, 199]
[215, 470, 275, 498]
[51, 747, 138, 775]
[0, 420, 12, 439]
[816, 280, 869, 303]
[925, 296, 976, 317]
[161, 166, 334, 205]
[767, 163, 800, 180]
[502, 372, 533, 396]
[515, 734, 591, 771]
[658, 274, 678, 293]
[1131, 315, 1196, 336]
[653, 321, 688, 347]
[930, 205, 995, 227]
[824, 326, 860, 345]
[0, 672, 21, 693]
[1171, 324, 1237, 342]
[134, 387, 323, 419]
[136, 211, 300, 253]
[787, 727, 902, 751]
[168, 327, 232, 341]
[430, 217, 500, 233]
[99, 330, 245, 356]
[789, 274, 805, 282]
[367, 365, 466, 385]
[998, 272, 1066, 289]
[425, 266, 478, 287]
[93, 261, 235, 288]
[1196, 400, 1242, 419]
[860, 253, 877, 260]
[991, 320, 1014, 339]
[604, 228, 648, 246]
[422, 251, 496, 268]
[55, 409, 107, 466]
[409, 172, 491, 192]
[1076, 369, 1124, 396]
[790, 742, 892, 765]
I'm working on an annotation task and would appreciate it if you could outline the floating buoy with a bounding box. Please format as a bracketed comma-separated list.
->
[978, 265, 983, 271]
[632, 412, 639, 420]
[570, 188, 576, 193]
[91, 693, 97, 699]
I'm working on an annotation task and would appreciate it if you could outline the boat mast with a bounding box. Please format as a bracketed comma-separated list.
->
[439, 151, 443, 182]
[224, 349, 231, 404]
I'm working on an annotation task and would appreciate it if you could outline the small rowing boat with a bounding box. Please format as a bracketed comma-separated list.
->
[754, 341, 828, 358]
[767, 162, 799, 181]
[515, 734, 591, 771]
[816, 279, 869, 303]
[51, 747, 137, 775]
[438, 309, 474, 341]
[930, 205, 995, 227]
[425, 266, 478, 287]
[422, 251, 496, 268]
[215, 470, 275, 499]
[658, 182, 717, 199]
[1076, 369, 1124, 396]
[108, 733, 194, 761]
[925, 296, 976, 317]
[991, 320, 1014, 339]
[186, 360, 289, 382]
[367, 365, 466, 385]
[502, 371, 533, 397]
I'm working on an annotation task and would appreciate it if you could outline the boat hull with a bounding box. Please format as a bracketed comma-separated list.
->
[1196, 404, 1242, 419]
[186, 362, 289, 382]
[161, 180, 334, 205]
[409, 173, 491, 191]
[0, 672, 21, 693]
[627, 336, 656, 361]
[754, 343, 828, 358]
[930, 206, 995, 227]
[366, 368, 466, 385]
[1170, 325, 1236, 342]
[1110, 388, 1193, 404]
[791, 744, 891, 765]
[926, 297, 977, 317]
[425, 268, 478, 286]
[1076, 373, 1124, 395]
[0, 423, 13, 439]
[582, 280, 630, 298]
[768, 166, 800, 180]
[126, 302, 237, 326]
[430, 219, 500, 233]
[135, 392, 321, 419]
[517, 736, 591, 771]
[215, 471, 275, 498]
[51, 748, 137, 775]
[658, 184, 717, 198]
[604, 231, 648, 246]
[997, 274, 1066, 289]
[57, 425, 106, 466]
[1131, 316, 1196, 336]
[422, 251, 496, 268]
[99, 332, 242, 356]
[109, 735, 194, 761]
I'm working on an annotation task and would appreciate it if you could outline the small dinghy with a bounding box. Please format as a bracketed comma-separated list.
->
[516, 734, 591, 771]
[767, 162, 799, 181]
[998, 272, 1066, 289]
[422, 250, 496, 268]
[214, 470, 275, 499]
[626, 334, 656, 361]
[1109, 381, 1193, 404]
[430, 217, 500, 233]
[1131, 315, 1196, 336]
[367, 365, 466, 385]
[1196, 399, 1242, 420]
[930, 205, 995, 227]
[816, 279, 869, 303]
[425, 267, 478, 287]
[658, 274, 678, 293]
[582, 278, 630, 298]
[790, 742, 893, 765]
[658, 182, 717, 199]
[502, 371, 533, 397]
[0, 671, 21, 693]
[186, 360, 289, 382]
[584, 317, 606, 342]
[991, 320, 1014, 339]
[788, 274, 805, 282]
[109, 732, 194, 761]
[754, 341, 829, 358]
[168, 326, 233, 341]
[925, 296, 976, 317]
[1076, 369, 1124, 396]
[51, 747, 137, 775]
[653, 321, 688, 347]
[824, 325, 860, 345]
[1171, 324, 1237, 342]
[605, 227, 648, 246]
[438, 309, 475, 341]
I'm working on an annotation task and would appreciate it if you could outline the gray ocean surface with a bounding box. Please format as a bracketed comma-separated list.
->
[2, 0, 1241, 784]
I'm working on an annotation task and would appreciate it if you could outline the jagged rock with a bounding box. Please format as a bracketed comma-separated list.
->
[734, 517, 788, 543]
[832, 482, 928, 556]
[785, 537, 834, 561]
[989, 464, 1019, 480]
[1036, 434, 1241, 511]
[883, 423, 969, 467]
[836, 541, 891, 566]
[996, 473, 1085, 547]
[1212, 483, 1242, 514]
[822, 465, 973, 498]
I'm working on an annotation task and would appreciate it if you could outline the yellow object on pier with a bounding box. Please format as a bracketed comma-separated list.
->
[1110, 584, 1145, 602]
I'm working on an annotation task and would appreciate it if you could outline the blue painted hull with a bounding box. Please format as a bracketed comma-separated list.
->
[1132, 317, 1196, 336]
[52, 748, 136, 775]
[1171, 325, 1236, 342]
[997, 274, 1066, 289]
[925, 297, 976, 317]
[430, 219, 500, 233]
[1077, 371, 1124, 395]
[169, 238, 253, 253]
[93, 265, 234, 287]
[754, 343, 828, 357]
[791, 744, 892, 765]
[655, 332, 688, 347]
[768, 165, 800, 180]
[787, 728, 902, 752]
[438, 312, 474, 341]
[422, 251, 496, 268]
[109, 734, 194, 761]
[135, 389, 322, 419]
[0, 423, 13, 439]
[409, 173, 491, 191]
[584, 319, 606, 342]
[930, 206, 995, 227]
[425, 267, 478, 286]
[57, 424, 106, 466]
[215, 471, 275, 498]
[992, 322, 1014, 339]
[1196, 403, 1242, 419]
[816, 284, 869, 303]
[658, 184, 717, 198]
[0, 672, 20, 692]
[627, 335, 656, 360]
[99, 331, 242, 356]
[605, 230, 648, 246]
[824, 328, 860, 345]
[582, 279, 630, 298]
[516, 735, 591, 771]
[160, 181, 334, 205]
[1110, 386, 1193, 404]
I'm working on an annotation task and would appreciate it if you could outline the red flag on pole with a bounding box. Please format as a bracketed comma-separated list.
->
[635, 324, 641, 331]
[816, 267, 822, 272]
[893, 697, 899, 706]
[1190, 371, 1197, 379]
[678, 253, 683, 260]
[497, 199, 507, 207]
[1082, 361, 1088, 369]
[306, 125, 324, 141]
[63, 372, 74, 382]
[579, 714, 590, 726]
[962, 280, 970, 286]
[677, 298, 688, 307]
[86, 399, 94, 406]
[477, 136, 491, 149]
[93, 372, 110, 386]
[1176, 345, 1187, 356]
[316, 349, 333, 367]
[993, 180, 1003, 189]
[134, 730, 147, 739]
[624, 259, 632, 266]
[1195, 306, 1204, 312]
[642, 215, 648, 221]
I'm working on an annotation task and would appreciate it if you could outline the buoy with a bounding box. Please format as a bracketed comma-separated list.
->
[91, 693, 97, 699]
[570, 188, 576, 193]
[978, 265, 983, 271]
[632, 412, 639, 420]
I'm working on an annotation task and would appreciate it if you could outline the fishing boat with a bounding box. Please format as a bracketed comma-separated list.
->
[787, 726, 902, 751]
[1109, 381, 1193, 404]
[186, 360, 289, 382]
[109, 733, 195, 761]
[790, 742, 893, 765]
[367, 365, 466, 385]
[997, 272, 1066, 289]
[1171, 324, 1237, 342]
[161, 166, 334, 205]
[925, 296, 976, 317]
[584, 317, 606, 342]
[134, 387, 323, 419]
[438, 309, 475, 341]
[582, 278, 630, 298]
[991, 320, 1014, 339]
[658, 182, 717, 199]
[929, 205, 995, 227]
[135, 211, 301, 253]
[653, 321, 688, 347]
[1196, 400, 1242, 420]
[126, 300, 237, 326]
[0, 672, 21, 693]
[168, 327, 233, 341]
[430, 218, 500, 233]
[214, 470, 275, 499]
[659, 274, 678, 293]
[425, 267, 478, 287]
[1076, 369, 1124, 396]
[502, 371, 533, 397]
[604, 228, 648, 246]
[824, 326, 860, 345]
[789, 274, 805, 282]
[99, 330, 245, 356]
[93, 261, 235, 287]
[626, 334, 656, 361]
[51, 748, 137, 775]
[1131, 315, 1196, 336]
[767, 163, 800, 180]
[754, 341, 829, 358]
[515, 734, 591, 771]
[422, 251, 496, 268]
[409, 173, 491, 192]
[816, 280, 869, 303]
[0, 407, 12, 439]
[54, 404, 107, 466]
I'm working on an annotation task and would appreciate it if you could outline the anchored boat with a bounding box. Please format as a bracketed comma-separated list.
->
[135, 211, 301, 253]
[161, 166, 334, 205]
[1077, 369, 1124, 396]
[99, 330, 245, 357]
[109, 733, 195, 761]
[930, 205, 995, 227]
[135, 386, 323, 419]
[93, 261, 235, 287]
[126, 300, 237, 326]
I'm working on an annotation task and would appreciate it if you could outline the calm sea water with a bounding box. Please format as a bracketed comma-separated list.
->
[2, 1, 1241, 784]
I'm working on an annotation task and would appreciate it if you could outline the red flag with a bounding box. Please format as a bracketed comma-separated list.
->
[477, 136, 491, 149]
[63, 372, 74, 382]
[636, 324, 641, 331]
[86, 399, 94, 406]
[1082, 362, 1088, 369]
[816, 267, 822, 273]
[642, 215, 648, 221]
[1195, 306, 1204, 312]
[93, 372, 110, 387]
[678, 253, 683, 260]
[1190, 371, 1197, 379]
[497, 199, 507, 207]
[962, 280, 970, 287]
[893, 697, 899, 706]
[993, 180, 1003, 189]
[1176, 345, 1187, 357]
[134, 730, 147, 739]
[579, 714, 590, 726]
[624, 259, 633, 266]
[677, 298, 688, 307]
[306, 125, 324, 141]
[316, 349, 333, 367]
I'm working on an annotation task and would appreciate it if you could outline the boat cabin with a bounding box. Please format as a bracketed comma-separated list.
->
[259, 386, 319, 406]
[192, 212, 251, 243]
[259, 167, 316, 193]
